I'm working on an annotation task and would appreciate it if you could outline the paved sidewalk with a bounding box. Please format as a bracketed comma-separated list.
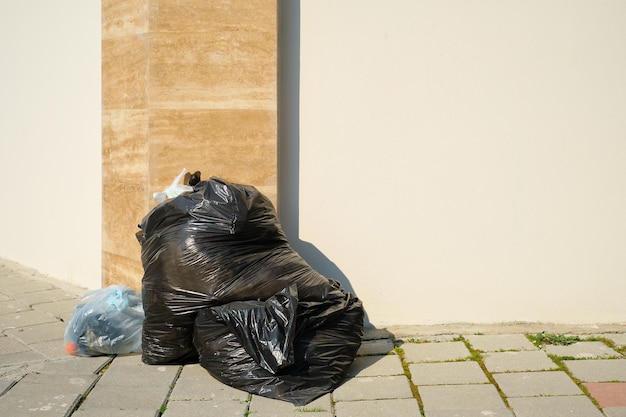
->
[1, 258, 626, 417]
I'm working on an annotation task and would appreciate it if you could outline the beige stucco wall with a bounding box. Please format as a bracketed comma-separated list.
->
[1, 1, 624, 327]
[298, 0, 626, 326]
[0, 1, 102, 289]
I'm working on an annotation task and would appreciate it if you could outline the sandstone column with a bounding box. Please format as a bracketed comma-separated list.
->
[102, 1, 277, 289]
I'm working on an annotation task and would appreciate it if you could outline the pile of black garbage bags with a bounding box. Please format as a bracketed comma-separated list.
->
[136, 177, 364, 405]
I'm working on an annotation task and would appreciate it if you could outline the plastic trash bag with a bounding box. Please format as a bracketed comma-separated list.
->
[136, 176, 364, 404]
[64, 285, 144, 356]
[194, 285, 364, 405]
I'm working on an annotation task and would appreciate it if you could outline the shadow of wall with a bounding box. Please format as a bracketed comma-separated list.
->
[277, 0, 374, 328]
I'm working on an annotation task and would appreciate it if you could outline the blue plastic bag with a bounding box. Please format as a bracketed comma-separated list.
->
[64, 285, 144, 356]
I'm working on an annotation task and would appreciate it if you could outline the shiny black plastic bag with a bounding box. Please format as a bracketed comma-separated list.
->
[136, 177, 364, 403]
[194, 285, 364, 405]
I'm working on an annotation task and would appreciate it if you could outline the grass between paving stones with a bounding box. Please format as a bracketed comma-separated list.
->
[460, 336, 513, 411]
[158, 365, 184, 416]
[393, 345, 426, 416]
[68, 356, 116, 414]
[295, 406, 326, 412]
[525, 333, 609, 409]
[527, 332, 581, 348]
[545, 353, 601, 409]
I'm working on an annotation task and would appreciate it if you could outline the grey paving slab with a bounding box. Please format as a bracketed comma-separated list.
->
[403, 334, 461, 343]
[419, 384, 513, 417]
[76, 381, 171, 415]
[0, 335, 29, 354]
[345, 354, 404, 377]
[249, 394, 332, 416]
[0, 277, 56, 295]
[0, 378, 15, 396]
[545, 341, 622, 359]
[563, 359, 626, 382]
[402, 341, 470, 363]
[0, 309, 58, 328]
[0, 276, 56, 296]
[29, 338, 67, 360]
[0, 349, 47, 367]
[14, 288, 79, 307]
[465, 334, 537, 352]
[604, 407, 626, 417]
[334, 398, 421, 417]
[96, 354, 180, 387]
[4, 320, 66, 344]
[484, 350, 558, 373]
[0, 372, 97, 417]
[357, 338, 394, 356]
[362, 327, 395, 341]
[163, 398, 250, 417]
[0, 300, 30, 315]
[493, 371, 583, 397]
[409, 361, 489, 385]
[169, 364, 248, 401]
[508, 395, 604, 417]
[333, 376, 413, 401]
[601, 334, 626, 347]
[33, 355, 112, 376]
[32, 298, 79, 322]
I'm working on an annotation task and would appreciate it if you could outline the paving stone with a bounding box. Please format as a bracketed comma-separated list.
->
[0, 278, 55, 296]
[76, 381, 171, 415]
[601, 334, 626, 348]
[0, 335, 29, 354]
[464, 334, 537, 352]
[0, 349, 47, 367]
[604, 407, 626, 417]
[249, 394, 332, 416]
[0, 372, 97, 417]
[29, 338, 67, 360]
[333, 376, 413, 401]
[0, 378, 16, 396]
[170, 364, 248, 401]
[0, 309, 57, 328]
[484, 350, 557, 373]
[4, 321, 66, 344]
[363, 327, 395, 341]
[32, 298, 79, 322]
[508, 395, 604, 417]
[493, 371, 582, 397]
[334, 398, 421, 417]
[345, 354, 404, 377]
[583, 382, 626, 408]
[34, 356, 112, 376]
[419, 384, 513, 417]
[96, 354, 180, 387]
[163, 398, 250, 417]
[402, 341, 470, 363]
[563, 359, 626, 382]
[401, 335, 461, 344]
[0, 300, 30, 315]
[409, 361, 488, 385]
[545, 341, 621, 359]
[15, 288, 79, 307]
[357, 338, 394, 356]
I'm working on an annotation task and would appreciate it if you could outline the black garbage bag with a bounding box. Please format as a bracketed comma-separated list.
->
[136, 176, 364, 402]
[194, 285, 364, 405]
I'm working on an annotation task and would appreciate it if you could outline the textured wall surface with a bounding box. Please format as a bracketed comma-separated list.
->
[102, 0, 277, 289]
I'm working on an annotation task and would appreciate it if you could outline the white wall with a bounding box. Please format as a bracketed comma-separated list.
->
[298, 0, 626, 326]
[0, 1, 102, 289]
